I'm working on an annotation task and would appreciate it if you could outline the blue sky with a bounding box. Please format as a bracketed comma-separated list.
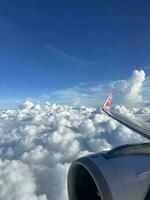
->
[0, 0, 150, 108]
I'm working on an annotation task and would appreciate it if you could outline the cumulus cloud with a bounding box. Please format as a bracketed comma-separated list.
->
[0, 70, 148, 110]
[0, 159, 47, 200]
[0, 100, 148, 200]
[126, 70, 145, 102]
[46, 69, 149, 107]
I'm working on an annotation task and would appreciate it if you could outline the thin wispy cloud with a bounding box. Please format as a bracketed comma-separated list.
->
[46, 45, 101, 65]
[46, 45, 82, 62]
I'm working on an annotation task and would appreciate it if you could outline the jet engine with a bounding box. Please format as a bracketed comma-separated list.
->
[68, 143, 150, 200]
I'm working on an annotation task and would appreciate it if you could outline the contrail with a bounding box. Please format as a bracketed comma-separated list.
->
[46, 45, 101, 65]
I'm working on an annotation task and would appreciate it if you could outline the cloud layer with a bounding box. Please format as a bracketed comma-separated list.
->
[49, 69, 149, 106]
[0, 100, 148, 200]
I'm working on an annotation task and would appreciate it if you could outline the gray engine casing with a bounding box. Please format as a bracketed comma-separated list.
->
[68, 143, 150, 200]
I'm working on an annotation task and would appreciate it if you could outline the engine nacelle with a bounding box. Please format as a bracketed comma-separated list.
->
[68, 143, 150, 200]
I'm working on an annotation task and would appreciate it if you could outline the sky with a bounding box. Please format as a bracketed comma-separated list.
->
[1, 2, 150, 199]
[0, 0, 150, 107]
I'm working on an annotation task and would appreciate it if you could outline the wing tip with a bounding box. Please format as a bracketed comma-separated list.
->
[103, 92, 115, 111]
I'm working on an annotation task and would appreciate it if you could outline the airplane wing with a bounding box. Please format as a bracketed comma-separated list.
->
[102, 93, 150, 140]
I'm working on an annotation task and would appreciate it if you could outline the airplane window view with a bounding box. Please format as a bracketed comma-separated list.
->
[0, 1, 150, 200]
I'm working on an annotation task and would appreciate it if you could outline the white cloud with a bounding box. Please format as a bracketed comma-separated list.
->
[0, 100, 148, 199]
[124, 70, 145, 103]
[0, 69, 148, 110]
[0, 68, 149, 200]
[0, 159, 47, 200]
[87, 138, 112, 152]
[47, 69, 149, 107]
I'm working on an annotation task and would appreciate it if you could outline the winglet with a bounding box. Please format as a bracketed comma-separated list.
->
[103, 92, 115, 111]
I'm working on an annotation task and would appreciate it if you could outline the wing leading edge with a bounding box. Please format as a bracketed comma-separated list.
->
[102, 93, 150, 140]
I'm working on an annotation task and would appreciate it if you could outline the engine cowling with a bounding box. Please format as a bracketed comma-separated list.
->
[68, 143, 150, 200]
